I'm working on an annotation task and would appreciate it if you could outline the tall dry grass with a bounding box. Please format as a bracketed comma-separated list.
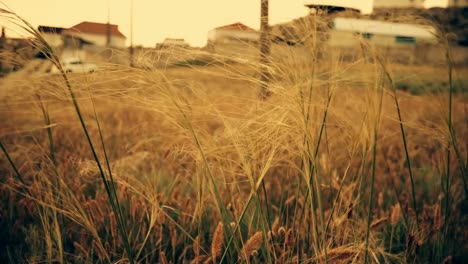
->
[0, 7, 467, 264]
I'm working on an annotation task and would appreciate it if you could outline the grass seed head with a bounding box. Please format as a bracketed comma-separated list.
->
[391, 204, 401, 227]
[433, 204, 442, 231]
[241, 231, 263, 260]
[211, 222, 224, 261]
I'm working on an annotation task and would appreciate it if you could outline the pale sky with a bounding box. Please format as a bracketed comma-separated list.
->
[1, 0, 449, 47]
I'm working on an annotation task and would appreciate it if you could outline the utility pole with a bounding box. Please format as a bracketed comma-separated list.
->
[129, 0, 134, 67]
[106, 0, 111, 47]
[0, 27, 5, 75]
[259, 0, 271, 99]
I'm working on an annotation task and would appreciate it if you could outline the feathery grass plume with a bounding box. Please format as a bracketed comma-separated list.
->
[433, 204, 442, 232]
[1, 4, 467, 263]
[241, 231, 263, 260]
[271, 217, 280, 236]
[285, 228, 294, 248]
[190, 255, 207, 264]
[193, 235, 201, 260]
[278, 226, 286, 238]
[390, 204, 401, 227]
[203, 257, 213, 264]
[370, 217, 388, 230]
[377, 192, 384, 208]
[211, 222, 224, 262]
[321, 248, 356, 263]
[0, 6, 136, 263]
[374, 50, 420, 229]
[160, 251, 168, 264]
[170, 222, 177, 261]
[389, 203, 401, 251]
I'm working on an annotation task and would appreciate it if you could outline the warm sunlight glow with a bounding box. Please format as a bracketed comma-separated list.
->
[0, 0, 451, 47]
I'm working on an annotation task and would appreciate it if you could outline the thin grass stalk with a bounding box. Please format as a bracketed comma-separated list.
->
[160, 208, 210, 256]
[442, 34, 453, 258]
[451, 140, 467, 195]
[364, 69, 385, 264]
[292, 90, 310, 251]
[296, 126, 321, 255]
[261, 180, 273, 234]
[260, 179, 276, 262]
[163, 84, 239, 261]
[46, 42, 133, 264]
[298, 88, 333, 259]
[389, 173, 410, 229]
[37, 97, 59, 179]
[389, 222, 396, 252]
[465, 100, 468, 179]
[89, 93, 130, 248]
[325, 113, 368, 233]
[252, 189, 273, 264]
[3, 10, 134, 263]
[166, 88, 231, 222]
[311, 91, 333, 263]
[220, 149, 277, 263]
[375, 56, 419, 228]
[27, 133, 69, 264]
[306, 162, 321, 253]
[59, 57, 134, 264]
[37, 98, 65, 263]
[0, 141, 67, 263]
[220, 194, 254, 263]
[445, 74, 467, 194]
[295, 26, 324, 255]
[0, 141, 28, 188]
[446, 85, 468, 194]
[364, 122, 379, 264]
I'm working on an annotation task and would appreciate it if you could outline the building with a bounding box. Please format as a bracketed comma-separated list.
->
[373, 0, 424, 8]
[447, 0, 468, 7]
[208, 22, 259, 44]
[328, 18, 437, 47]
[159, 38, 189, 48]
[66, 21, 126, 48]
[304, 0, 371, 13]
[38, 26, 65, 47]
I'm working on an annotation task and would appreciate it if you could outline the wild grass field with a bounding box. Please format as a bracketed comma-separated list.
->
[0, 11, 467, 264]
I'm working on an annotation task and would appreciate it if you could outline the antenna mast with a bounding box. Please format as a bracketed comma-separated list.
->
[130, 0, 134, 67]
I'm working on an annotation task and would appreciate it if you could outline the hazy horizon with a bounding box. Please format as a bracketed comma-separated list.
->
[1, 0, 449, 47]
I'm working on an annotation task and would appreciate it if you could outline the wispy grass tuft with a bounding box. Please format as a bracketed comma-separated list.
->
[0, 7, 467, 264]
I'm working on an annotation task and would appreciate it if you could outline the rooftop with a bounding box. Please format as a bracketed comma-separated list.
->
[215, 22, 257, 32]
[38, 26, 66, 34]
[305, 4, 361, 14]
[69, 21, 126, 38]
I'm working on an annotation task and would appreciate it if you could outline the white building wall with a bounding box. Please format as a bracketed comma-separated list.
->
[163, 39, 189, 47]
[329, 31, 387, 47]
[41, 33, 63, 47]
[374, 0, 424, 8]
[328, 30, 435, 48]
[208, 29, 259, 43]
[66, 32, 126, 48]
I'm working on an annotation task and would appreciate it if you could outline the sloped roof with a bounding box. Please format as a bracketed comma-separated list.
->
[69, 21, 126, 38]
[332, 18, 437, 39]
[215, 22, 257, 32]
[305, 5, 360, 13]
[38, 26, 65, 34]
[304, 0, 365, 12]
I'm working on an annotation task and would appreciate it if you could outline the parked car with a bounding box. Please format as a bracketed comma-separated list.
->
[50, 58, 98, 74]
